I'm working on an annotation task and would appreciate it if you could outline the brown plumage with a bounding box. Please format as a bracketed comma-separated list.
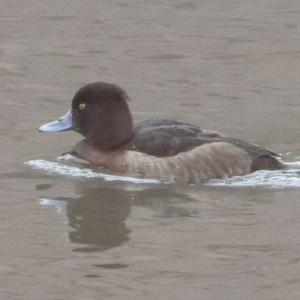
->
[39, 82, 285, 184]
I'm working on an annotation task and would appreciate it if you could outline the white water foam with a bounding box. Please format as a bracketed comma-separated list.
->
[25, 158, 300, 188]
[40, 198, 67, 214]
[25, 159, 160, 184]
[209, 169, 300, 188]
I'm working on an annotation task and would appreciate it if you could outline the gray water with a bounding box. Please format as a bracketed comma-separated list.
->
[2, 0, 300, 299]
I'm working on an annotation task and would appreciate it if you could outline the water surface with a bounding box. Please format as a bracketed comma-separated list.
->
[2, 0, 300, 299]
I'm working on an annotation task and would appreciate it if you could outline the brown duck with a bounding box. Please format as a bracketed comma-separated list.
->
[39, 82, 285, 184]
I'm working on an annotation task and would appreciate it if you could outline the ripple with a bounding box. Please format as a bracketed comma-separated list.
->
[25, 158, 160, 184]
[209, 168, 300, 188]
[25, 158, 300, 188]
[144, 54, 185, 62]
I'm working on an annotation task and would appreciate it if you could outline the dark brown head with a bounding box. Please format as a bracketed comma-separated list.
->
[39, 82, 133, 151]
[72, 82, 133, 150]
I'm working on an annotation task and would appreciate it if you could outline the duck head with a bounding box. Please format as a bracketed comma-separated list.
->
[39, 82, 133, 150]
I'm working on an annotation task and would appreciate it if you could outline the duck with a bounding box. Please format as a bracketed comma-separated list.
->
[39, 82, 285, 184]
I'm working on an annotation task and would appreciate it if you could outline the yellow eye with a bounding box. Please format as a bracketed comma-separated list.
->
[79, 103, 86, 110]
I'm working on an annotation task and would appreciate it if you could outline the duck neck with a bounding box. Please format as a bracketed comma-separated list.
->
[87, 132, 133, 152]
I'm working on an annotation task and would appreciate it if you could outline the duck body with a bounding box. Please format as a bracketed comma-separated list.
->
[39, 82, 285, 184]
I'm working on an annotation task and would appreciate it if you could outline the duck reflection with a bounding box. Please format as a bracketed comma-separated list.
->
[38, 181, 198, 253]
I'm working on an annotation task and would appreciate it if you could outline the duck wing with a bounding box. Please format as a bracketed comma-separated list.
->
[132, 119, 280, 166]
[131, 119, 222, 157]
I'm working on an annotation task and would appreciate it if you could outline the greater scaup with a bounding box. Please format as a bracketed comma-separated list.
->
[39, 82, 284, 183]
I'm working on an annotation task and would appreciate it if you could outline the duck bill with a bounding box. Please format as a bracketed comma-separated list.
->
[39, 110, 74, 132]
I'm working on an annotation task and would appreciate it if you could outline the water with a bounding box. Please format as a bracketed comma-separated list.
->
[25, 157, 161, 183]
[2, 0, 300, 299]
[25, 157, 300, 188]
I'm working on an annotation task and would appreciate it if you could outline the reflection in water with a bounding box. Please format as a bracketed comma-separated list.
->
[67, 192, 130, 253]
[38, 181, 198, 253]
[40, 185, 132, 252]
